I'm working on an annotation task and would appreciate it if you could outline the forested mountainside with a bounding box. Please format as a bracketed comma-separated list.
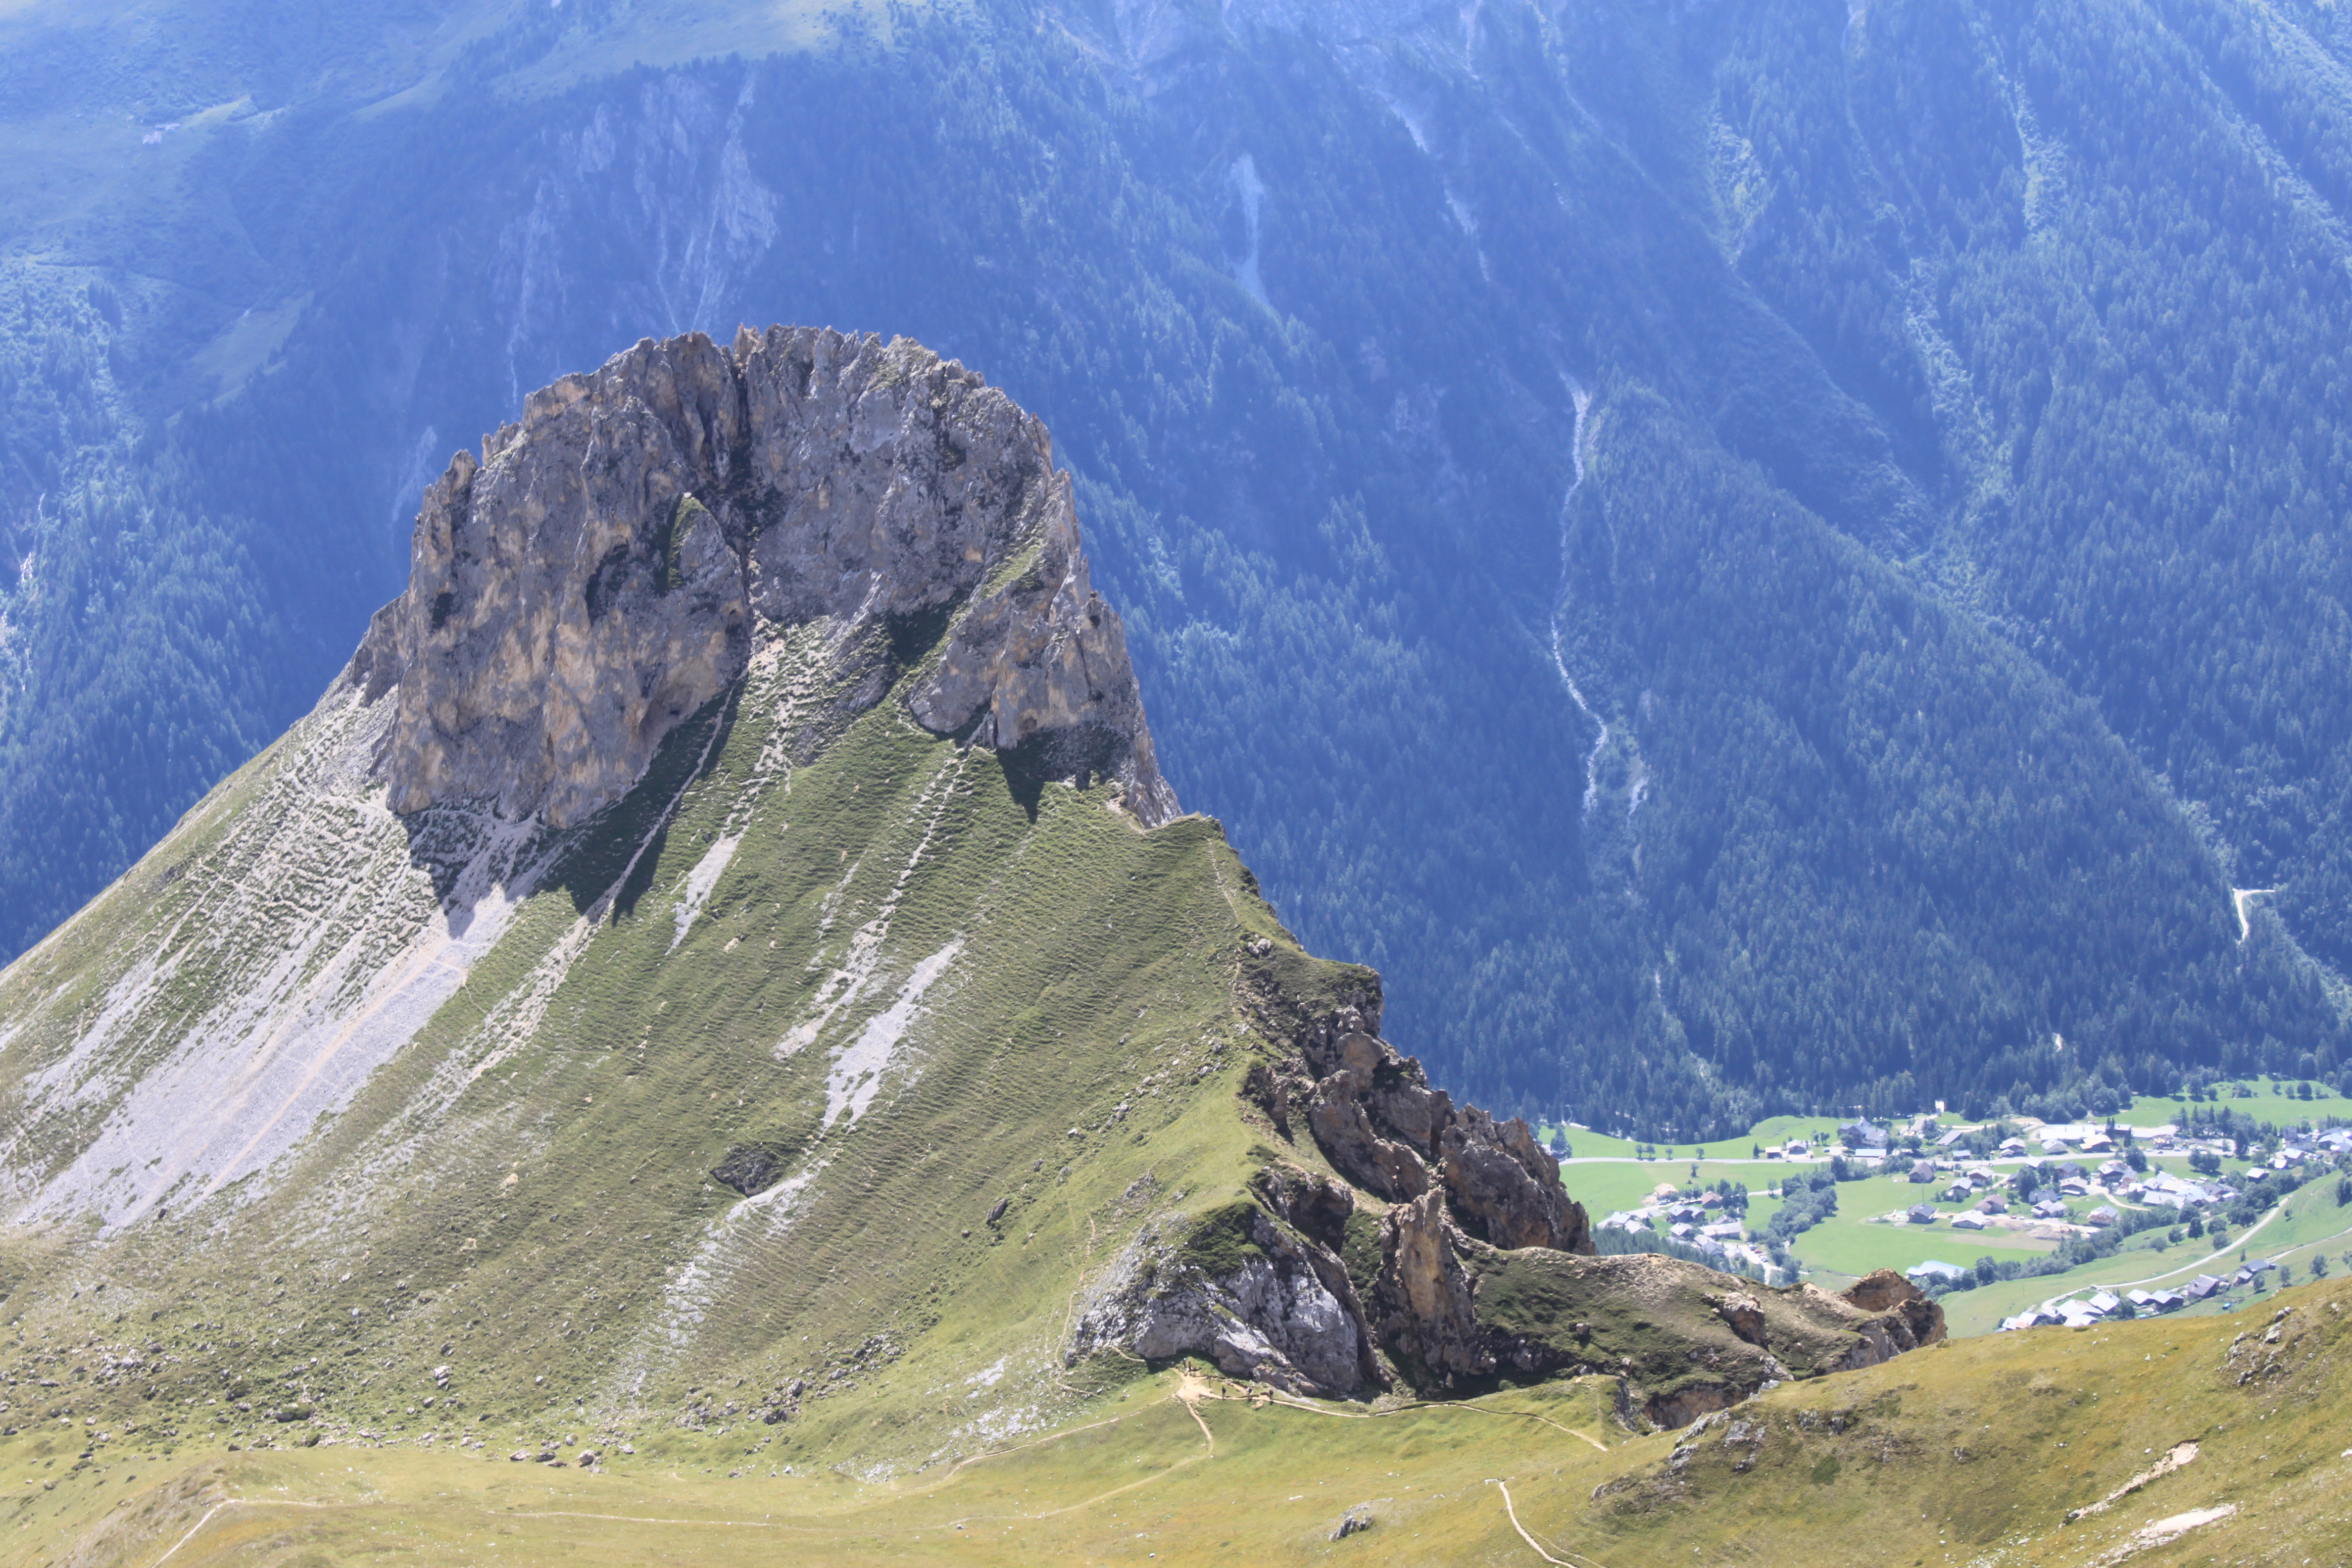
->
[5, 0, 2352, 1136]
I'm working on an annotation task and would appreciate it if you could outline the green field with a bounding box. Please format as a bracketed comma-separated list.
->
[1780, 1218, 2046, 1283]
[1555, 1159, 1783, 1219]
[2108, 1085, 2352, 1129]
[1557, 1156, 2050, 1287]
[1780, 1150, 2261, 1298]
[18, 1276, 2352, 1567]
[1542, 1115, 1849, 1164]
[1554, 1091, 2349, 1163]
[1939, 1168, 2352, 1334]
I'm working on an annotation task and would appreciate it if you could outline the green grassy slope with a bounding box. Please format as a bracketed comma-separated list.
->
[17, 1273, 2352, 1564]
[0, 617, 1311, 1476]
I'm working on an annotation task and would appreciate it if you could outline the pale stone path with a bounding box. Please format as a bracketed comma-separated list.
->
[1496, 1478, 1610, 1568]
[2232, 886, 2276, 942]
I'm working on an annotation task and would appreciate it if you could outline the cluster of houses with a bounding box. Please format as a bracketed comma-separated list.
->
[2282, 1127, 2352, 1161]
[1597, 1182, 1776, 1276]
[1996, 1258, 2283, 1330]
[1864, 1116, 2343, 1234]
[1579, 1114, 2346, 1310]
[1885, 1153, 2127, 1233]
[1997, 1285, 2190, 1329]
[2201, 1258, 2280, 1292]
[1842, 1116, 2350, 1174]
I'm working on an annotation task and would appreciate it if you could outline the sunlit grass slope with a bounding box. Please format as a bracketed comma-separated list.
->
[17, 1274, 2352, 1565]
[0, 625, 1304, 1479]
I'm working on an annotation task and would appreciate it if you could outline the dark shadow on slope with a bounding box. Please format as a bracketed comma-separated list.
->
[542, 685, 743, 921]
[409, 601, 962, 933]
[393, 687, 741, 931]
[990, 720, 1132, 824]
[710, 1108, 822, 1195]
[396, 799, 528, 937]
[883, 600, 959, 674]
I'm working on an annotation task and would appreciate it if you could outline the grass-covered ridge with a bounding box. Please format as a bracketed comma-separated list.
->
[2, 595, 2338, 1554]
[0, 617, 1313, 1475]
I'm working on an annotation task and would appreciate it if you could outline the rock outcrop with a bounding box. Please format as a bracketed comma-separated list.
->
[1069, 1205, 1372, 1396]
[905, 476, 1176, 820]
[1306, 1072, 1437, 1200]
[1831, 1269, 1947, 1363]
[1714, 1291, 1768, 1346]
[1249, 1161, 1358, 1254]
[359, 326, 1176, 829]
[1198, 946, 1941, 1422]
[1375, 1223, 1947, 1421]
[1287, 1021, 1589, 1254]
[1374, 1189, 1484, 1374]
[1440, 1105, 1588, 1252]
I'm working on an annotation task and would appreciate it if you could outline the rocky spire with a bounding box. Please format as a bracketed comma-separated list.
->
[353, 325, 1177, 829]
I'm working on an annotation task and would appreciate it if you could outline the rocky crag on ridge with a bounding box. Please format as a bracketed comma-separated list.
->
[359, 324, 1176, 831]
[1077, 943, 1945, 1424]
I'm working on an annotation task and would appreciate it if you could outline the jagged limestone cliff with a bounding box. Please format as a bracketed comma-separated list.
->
[368, 325, 1176, 830]
[0, 331, 1933, 1494]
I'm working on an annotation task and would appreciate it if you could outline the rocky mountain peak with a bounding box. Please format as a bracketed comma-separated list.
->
[354, 325, 1176, 829]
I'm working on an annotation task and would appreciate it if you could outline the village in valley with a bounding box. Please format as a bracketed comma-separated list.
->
[1537, 1080, 2352, 1337]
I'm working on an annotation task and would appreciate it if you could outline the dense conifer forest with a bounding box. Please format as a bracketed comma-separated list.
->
[4, 0, 2352, 1136]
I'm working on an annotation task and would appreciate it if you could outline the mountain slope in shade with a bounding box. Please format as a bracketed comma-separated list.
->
[12, 0, 2352, 1138]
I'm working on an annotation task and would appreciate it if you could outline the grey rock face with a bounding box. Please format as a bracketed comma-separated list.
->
[1306, 1078, 1432, 1200]
[1295, 1029, 1591, 1254]
[1372, 1189, 1487, 1379]
[1301, 1030, 1448, 1202]
[906, 472, 1178, 825]
[1069, 1211, 1367, 1396]
[1134, 1253, 1361, 1395]
[1340, 1032, 1454, 1154]
[1249, 1161, 1357, 1252]
[1438, 1104, 1591, 1253]
[361, 326, 1176, 828]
